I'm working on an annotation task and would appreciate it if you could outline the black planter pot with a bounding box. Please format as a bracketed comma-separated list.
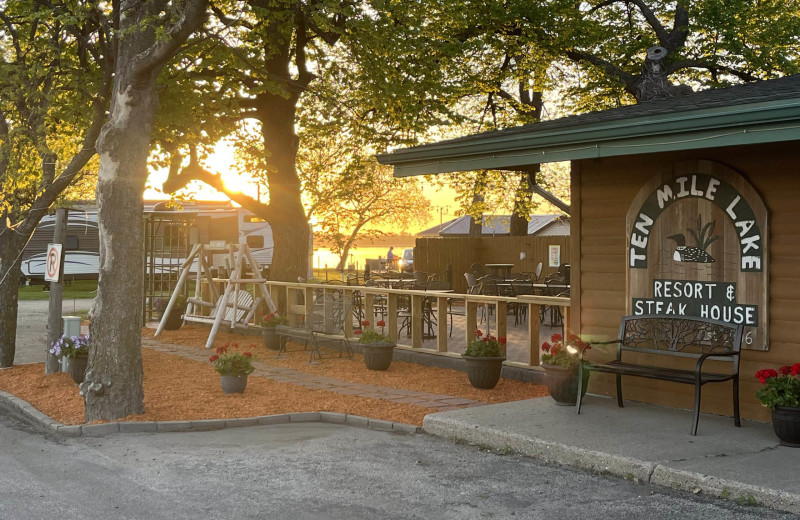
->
[361, 342, 395, 371]
[220, 374, 248, 394]
[771, 406, 800, 447]
[162, 307, 185, 331]
[541, 363, 590, 405]
[262, 327, 280, 351]
[67, 356, 89, 385]
[463, 356, 505, 389]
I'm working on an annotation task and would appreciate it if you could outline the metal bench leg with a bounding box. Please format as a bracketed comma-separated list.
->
[691, 382, 702, 436]
[576, 365, 585, 414]
[733, 375, 741, 427]
[616, 374, 623, 407]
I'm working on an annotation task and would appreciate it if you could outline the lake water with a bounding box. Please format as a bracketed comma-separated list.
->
[313, 246, 409, 271]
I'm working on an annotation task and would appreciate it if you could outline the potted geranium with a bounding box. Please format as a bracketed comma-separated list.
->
[355, 320, 395, 371]
[540, 333, 591, 405]
[49, 334, 90, 384]
[154, 294, 187, 330]
[209, 342, 256, 394]
[259, 311, 289, 350]
[461, 329, 506, 389]
[755, 364, 800, 446]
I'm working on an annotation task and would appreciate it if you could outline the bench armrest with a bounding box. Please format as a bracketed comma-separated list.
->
[694, 350, 739, 378]
[579, 339, 620, 362]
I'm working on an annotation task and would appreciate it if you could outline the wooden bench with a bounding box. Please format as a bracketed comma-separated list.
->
[276, 293, 354, 363]
[577, 315, 744, 435]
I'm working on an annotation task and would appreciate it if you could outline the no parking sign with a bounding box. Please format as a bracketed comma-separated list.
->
[44, 243, 63, 282]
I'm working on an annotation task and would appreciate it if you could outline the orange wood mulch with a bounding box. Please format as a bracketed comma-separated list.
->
[0, 325, 549, 427]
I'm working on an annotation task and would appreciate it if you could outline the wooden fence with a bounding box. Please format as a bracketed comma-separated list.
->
[414, 236, 571, 293]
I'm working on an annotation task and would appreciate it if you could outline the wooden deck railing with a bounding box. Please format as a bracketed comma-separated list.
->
[261, 281, 570, 369]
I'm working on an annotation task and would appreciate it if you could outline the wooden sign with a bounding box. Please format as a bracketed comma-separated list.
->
[626, 160, 769, 350]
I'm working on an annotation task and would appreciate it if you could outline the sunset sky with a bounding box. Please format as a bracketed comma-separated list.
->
[145, 142, 461, 234]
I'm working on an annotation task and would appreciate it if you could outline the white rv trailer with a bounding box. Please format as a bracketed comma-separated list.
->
[20, 205, 274, 280]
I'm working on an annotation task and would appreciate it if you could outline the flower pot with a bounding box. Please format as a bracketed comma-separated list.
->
[771, 406, 800, 447]
[162, 308, 185, 331]
[463, 356, 505, 389]
[67, 356, 89, 385]
[220, 374, 248, 394]
[541, 363, 589, 405]
[262, 327, 280, 351]
[361, 342, 395, 371]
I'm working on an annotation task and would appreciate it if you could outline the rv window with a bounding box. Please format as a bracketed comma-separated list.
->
[246, 235, 264, 248]
[65, 235, 79, 250]
[244, 215, 267, 223]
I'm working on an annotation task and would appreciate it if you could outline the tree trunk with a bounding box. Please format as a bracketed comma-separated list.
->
[510, 168, 538, 236]
[84, 76, 155, 420]
[257, 93, 309, 283]
[0, 229, 26, 367]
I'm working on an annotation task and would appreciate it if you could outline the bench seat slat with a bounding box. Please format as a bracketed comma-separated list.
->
[589, 361, 736, 384]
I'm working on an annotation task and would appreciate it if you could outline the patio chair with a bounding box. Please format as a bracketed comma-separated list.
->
[276, 293, 354, 363]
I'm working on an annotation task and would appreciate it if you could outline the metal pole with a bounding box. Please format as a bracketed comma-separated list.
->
[45, 208, 67, 374]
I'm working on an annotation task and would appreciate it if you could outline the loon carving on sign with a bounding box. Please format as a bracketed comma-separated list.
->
[667, 216, 719, 263]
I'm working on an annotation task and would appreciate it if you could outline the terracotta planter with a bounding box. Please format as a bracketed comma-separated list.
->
[463, 356, 505, 389]
[67, 356, 89, 385]
[771, 406, 800, 447]
[262, 327, 280, 351]
[220, 374, 248, 394]
[541, 363, 590, 405]
[360, 342, 395, 371]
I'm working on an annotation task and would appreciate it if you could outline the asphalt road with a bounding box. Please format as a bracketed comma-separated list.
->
[0, 412, 794, 520]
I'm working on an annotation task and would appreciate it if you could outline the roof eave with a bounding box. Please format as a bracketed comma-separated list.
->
[378, 100, 800, 177]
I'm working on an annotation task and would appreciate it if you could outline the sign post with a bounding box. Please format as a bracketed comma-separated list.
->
[46, 209, 68, 374]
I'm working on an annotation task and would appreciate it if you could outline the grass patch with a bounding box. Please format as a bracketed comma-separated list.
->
[19, 280, 97, 301]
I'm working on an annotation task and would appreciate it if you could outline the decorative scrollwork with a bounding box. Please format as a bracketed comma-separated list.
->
[622, 316, 738, 354]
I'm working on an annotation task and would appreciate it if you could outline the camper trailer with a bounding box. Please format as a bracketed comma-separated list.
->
[20, 204, 274, 281]
[20, 210, 100, 281]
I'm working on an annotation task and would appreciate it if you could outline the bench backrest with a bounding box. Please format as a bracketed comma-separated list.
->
[618, 315, 743, 363]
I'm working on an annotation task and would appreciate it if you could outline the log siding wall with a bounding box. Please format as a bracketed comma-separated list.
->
[576, 141, 800, 422]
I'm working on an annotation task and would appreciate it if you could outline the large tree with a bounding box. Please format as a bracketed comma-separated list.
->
[0, 0, 112, 368]
[82, 0, 207, 421]
[161, 0, 464, 283]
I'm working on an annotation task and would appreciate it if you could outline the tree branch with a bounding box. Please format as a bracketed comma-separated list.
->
[132, 0, 209, 78]
[566, 50, 637, 91]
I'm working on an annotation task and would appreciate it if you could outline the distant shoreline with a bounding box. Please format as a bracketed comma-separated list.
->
[315, 234, 417, 249]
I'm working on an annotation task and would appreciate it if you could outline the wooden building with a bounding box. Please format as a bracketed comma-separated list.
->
[378, 75, 800, 422]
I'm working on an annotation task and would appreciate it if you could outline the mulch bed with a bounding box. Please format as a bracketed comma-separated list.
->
[0, 325, 549, 426]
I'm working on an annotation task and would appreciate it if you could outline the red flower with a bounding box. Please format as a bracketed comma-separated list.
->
[475, 329, 483, 337]
[354, 329, 362, 335]
[215, 346, 227, 354]
[550, 345, 560, 356]
[779, 365, 791, 376]
[244, 352, 252, 357]
[541, 341, 551, 352]
[551, 333, 562, 342]
[209, 354, 219, 363]
[377, 320, 386, 327]
[362, 320, 370, 326]
[791, 363, 800, 376]
[755, 368, 779, 384]
[498, 337, 507, 345]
